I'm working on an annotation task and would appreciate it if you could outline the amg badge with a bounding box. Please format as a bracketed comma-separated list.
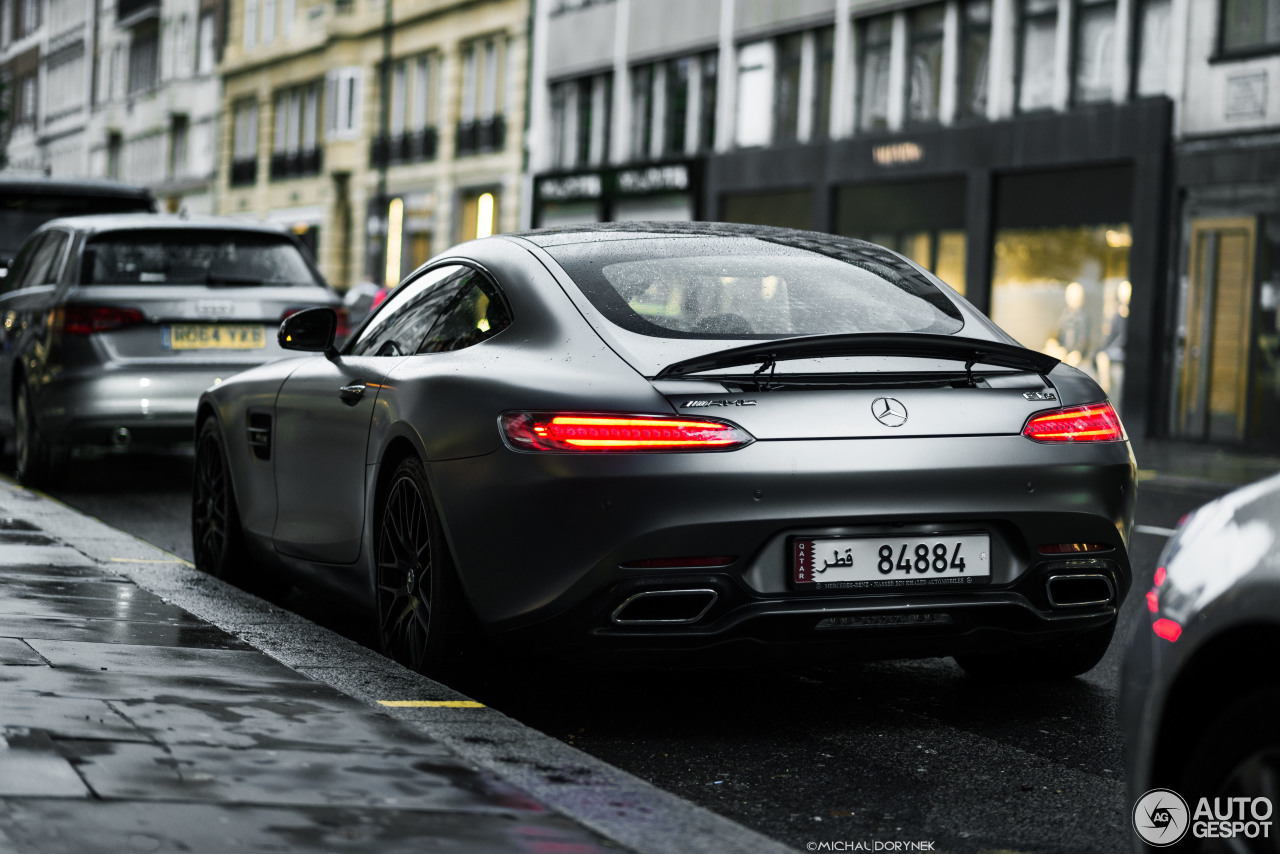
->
[682, 399, 758, 407]
[1023, 391, 1058, 401]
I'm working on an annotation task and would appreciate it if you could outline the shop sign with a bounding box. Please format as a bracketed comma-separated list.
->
[872, 142, 924, 167]
[539, 174, 603, 201]
[617, 165, 689, 194]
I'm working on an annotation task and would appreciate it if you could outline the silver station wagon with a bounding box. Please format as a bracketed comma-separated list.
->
[0, 214, 345, 485]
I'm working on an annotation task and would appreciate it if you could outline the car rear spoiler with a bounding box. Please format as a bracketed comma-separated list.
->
[654, 332, 1060, 379]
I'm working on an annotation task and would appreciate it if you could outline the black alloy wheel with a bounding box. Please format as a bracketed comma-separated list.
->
[376, 455, 463, 675]
[192, 418, 249, 583]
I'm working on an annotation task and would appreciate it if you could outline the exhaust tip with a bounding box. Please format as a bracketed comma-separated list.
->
[1046, 573, 1114, 608]
[611, 589, 718, 625]
[112, 427, 131, 448]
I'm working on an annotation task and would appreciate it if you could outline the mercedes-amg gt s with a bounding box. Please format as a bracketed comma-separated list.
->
[192, 222, 1136, 678]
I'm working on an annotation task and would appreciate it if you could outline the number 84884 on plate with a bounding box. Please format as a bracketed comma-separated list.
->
[793, 534, 991, 588]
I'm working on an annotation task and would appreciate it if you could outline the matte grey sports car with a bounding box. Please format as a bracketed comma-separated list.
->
[193, 222, 1136, 677]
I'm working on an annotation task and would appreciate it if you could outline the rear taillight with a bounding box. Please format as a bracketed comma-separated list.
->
[55, 305, 146, 336]
[501, 412, 754, 453]
[1022, 402, 1124, 443]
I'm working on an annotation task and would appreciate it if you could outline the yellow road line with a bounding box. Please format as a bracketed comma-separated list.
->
[377, 700, 485, 709]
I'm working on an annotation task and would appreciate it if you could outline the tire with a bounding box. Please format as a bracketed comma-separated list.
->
[1176, 688, 1280, 853]
[14, 381, 66, 488]
[192, 418, 255, 585]
[954, 620, 1115, 680]
[375, 455, 472, 676]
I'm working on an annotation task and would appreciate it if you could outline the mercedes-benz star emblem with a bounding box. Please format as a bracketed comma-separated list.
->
[871, 397, 908, 427]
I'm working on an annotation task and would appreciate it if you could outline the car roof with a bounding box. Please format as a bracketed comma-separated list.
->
[0, 173, 154, 199]
[38, 213, 293, 237]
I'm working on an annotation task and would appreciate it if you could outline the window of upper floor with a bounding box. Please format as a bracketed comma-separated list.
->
[1219, 0, 1280, 58]
[325, 67, 363, 140]
[550, 72, 611, 170]
[128, 22, 161, 96]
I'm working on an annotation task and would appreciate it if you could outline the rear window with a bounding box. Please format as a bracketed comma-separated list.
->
[84, 230, 321, 286]
[545, 237, 964, 339]
[0, 193, 153, 256]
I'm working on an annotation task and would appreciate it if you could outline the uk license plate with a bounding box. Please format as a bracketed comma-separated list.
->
[793, 534, 991, 590]
[165, 324, 266, 350]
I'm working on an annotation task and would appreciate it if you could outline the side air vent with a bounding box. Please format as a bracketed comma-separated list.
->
[247, 412, 272, 461]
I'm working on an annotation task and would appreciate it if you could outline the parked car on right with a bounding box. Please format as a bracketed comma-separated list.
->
[1122, 472, 1280, 851]
[0, 213, 347, 485]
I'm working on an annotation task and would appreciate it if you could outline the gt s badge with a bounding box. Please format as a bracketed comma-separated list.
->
[682, 399, 757, 407]
[1023, 391, 1058, 401]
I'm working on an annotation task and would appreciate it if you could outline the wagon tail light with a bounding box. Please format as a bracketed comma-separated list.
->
[52, 305, 146, 335]
[501, 412, 754, 452]
[1022, 402, 1125, 443]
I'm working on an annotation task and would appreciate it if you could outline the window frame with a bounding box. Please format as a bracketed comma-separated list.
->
[1214, 0, 1280, 61]
[858, 14, 894, 132]
[957, 0, 993, 121]
[1070, 0, 1119, 106]
[1015, 0, 1060, 114]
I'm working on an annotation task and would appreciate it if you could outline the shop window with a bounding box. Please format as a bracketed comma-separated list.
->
[459, 190, 499, 242]
[1074, 0, 1117, 104]
[1018, 0, 1058, 112]
[959, 2, 992, 119]
[722, 189, 812, 231]
[1133, 0, 1172, 96]
[1250, 216, 1280, 447]
[991, 225, 1132, 407]
[774, 33, 804, 143]
[908, 4, 946, 124]
[1221, 0, 1280, 56]
[859, 15, 893, 131]
[735, 41, 773, 147]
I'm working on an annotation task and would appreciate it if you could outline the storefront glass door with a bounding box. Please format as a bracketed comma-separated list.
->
[1176, 217, 1260, 444]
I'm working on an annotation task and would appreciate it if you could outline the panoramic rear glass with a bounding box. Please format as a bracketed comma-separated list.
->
[84, 230, 320, 286]
[545, 237, 964, 339]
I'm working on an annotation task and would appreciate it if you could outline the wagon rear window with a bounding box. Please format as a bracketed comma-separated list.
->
[85, 230, 321, 286]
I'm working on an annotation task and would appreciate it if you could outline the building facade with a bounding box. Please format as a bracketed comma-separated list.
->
[527, 0, 1189, 445]
[217, 0, 527, 291]
[1168, 0, 1280, 450]
[0, 0, 225, 214]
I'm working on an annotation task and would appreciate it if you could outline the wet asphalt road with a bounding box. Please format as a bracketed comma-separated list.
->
[36, 448, 1233, 853]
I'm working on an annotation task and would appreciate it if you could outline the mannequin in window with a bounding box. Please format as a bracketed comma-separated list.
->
[1043, 281, 1092, 370]
[1096, 279, 1130, 403]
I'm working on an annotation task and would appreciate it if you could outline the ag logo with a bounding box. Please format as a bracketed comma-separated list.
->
[1133, 788, 1190, 847]
[871, 397, 908, 428]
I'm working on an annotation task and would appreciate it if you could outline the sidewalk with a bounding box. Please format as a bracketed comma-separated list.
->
[1131, 438, 1280, 490]
[0, 481, 796, 854]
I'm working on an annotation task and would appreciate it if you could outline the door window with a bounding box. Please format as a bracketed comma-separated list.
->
[11, 233, 59, 291]
[347, 264, 468, 357]
[417, 272, 512, 353]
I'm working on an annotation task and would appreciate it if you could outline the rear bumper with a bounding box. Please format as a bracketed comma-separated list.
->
[32, 365, 249, 446]
[429, 434, 1136, 657]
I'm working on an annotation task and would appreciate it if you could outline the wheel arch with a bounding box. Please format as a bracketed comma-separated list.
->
[1150, 622, 1280, 786]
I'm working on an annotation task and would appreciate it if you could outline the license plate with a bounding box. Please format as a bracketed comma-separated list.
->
[165, 324, 265, 350]
[793, 534, 991, 590]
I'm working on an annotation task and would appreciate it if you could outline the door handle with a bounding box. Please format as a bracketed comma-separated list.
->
[339, 381, 366, 405]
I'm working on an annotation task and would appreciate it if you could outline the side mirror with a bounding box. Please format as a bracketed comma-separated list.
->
[279, 307, 338, 358]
